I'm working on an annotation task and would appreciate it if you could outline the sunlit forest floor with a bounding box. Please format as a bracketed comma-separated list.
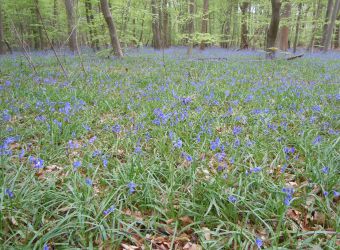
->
[1, 48, 339, 249]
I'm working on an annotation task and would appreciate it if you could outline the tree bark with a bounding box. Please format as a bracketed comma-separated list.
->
[267, 0, 281, 49]
[279, 2, 291, 51]
[100, 0, 123, 58]
[240, 2, 249, 49]
[187, 0, 195, 55]
[293, 3, 302, 53]
[322, 0, 334, 47]
[324, 0, 340, 51]
[85, 0, 95, 50]
[162, 0, 170, 48]
[151, 0, 162, 49]
[0, 1, 4, 54]
[200, 0, 209, 50]
[35, 0, 44, 49]
[307, 0, 323, 51]
[335, 14, 340, 48]
[64, 0, 78, 52]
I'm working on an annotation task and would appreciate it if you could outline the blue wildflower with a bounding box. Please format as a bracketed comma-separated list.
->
[112, 124, 121, 133]
[43, 243, 49, 250]
[73, 161, 82, 169]
[5, 188, 14, 198]
[103, 205, 115, 215]
[88, 136, 97, 144]
[322, 166, 329, 174]
[228, 195, 237, 203]
[250, 167, 262, 173]
[233, 126, 242, 136]
[127, 182, 137, 194]
[173, 139, 183, 149]
[85, 178, 92, 186]
[312, 135, 322, 145]
[255, 238, 263, 249]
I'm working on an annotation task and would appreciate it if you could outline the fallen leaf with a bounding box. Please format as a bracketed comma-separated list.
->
[183, 242, 202, 250]
[179, 216, 193, 226]
[201, 227, 211, 240]
[121, 243, 140, 250]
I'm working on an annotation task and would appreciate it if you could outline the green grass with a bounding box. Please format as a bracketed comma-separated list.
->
[0, 49, 339, 249]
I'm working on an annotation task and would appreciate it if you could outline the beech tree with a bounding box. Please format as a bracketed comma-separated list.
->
[267, 0, 282, 49]
[100, 0, 123, 58]
[200, 0, 209, 50]
[324, 0, 340, 51]
[187, 0, 195, 55]
[0, 1, 4, 54]
[279, 1, 291, 51]
[240, 1, 249, 49]
[151, 0, 161, 49]
[64, 0, 78, 52]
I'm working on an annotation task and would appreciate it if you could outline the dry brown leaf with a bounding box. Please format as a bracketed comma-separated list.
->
[183, 242, 202, 250]
[179, 216, 193, 226]
[11, 216, 18, 226]
[201, 227, 211, 241]
[121, 243, 140, 250]
[311, 211, 326, 226]
[166, 218, 174, 224]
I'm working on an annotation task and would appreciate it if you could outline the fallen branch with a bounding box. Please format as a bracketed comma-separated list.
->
[287, 54, 304, 60]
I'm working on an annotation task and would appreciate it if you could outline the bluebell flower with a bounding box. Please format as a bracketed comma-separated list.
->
[322, 166, 329, 174]
[102, 157, 108, 168]
[210, 138, 220, 151]
[312, 135, 322, 145]
[43, 243, 49, 250]
[103, 205, 115, 215]
[73, 161, 82, 169]
[280, 164, 287, 173]
[323, 191, 329, 196]
[282, 187, 294, 206]
[5, 189, 14, 198]
[88, 136, 97, 144]
[29, 156, 44, 169]
[112, 124, 121, 133]
[255, 238, 263, 248]
[85, 178, 93, 186]
[250, 167, 262, 173]
[181, 152, 193, 162]
[127, 182, 136, 194]
[333, 190, 339, 197]
[82, 124, 91, 131]
[215, 152, 226, 162]
[228, 195, 237, 203]
[233, 126, 242, 136]
[173, 139, 183, 149]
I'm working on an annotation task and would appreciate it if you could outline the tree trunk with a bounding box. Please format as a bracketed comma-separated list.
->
[279, 2, 291, 51]
[85, 0, 95, 50]
[200, 0, 209, 50]
[335, 14, 340, 48]
[321, 0, 334, 47]
[293, 3, 302, 53]
[240, 2, 249, 49]
[267, 0, 281, 48]
[100, 0, 123, 58]
[151, 0, 162, 49]
[220, 9, 231, 48]
[64, 0, 78, 52]
[324, 0, 340, 51]
[187, 0, 195, 55]
[0, 1, 4, 54]
[162, 0, 170, 48]
[307, 0, 323, 51]
[52, 0, 58, 47]
[267, 0, 282, 57]
[35, 0, 44, 49]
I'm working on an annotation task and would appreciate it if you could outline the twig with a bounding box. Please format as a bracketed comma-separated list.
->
[287, 54, 304, 60]
[10, 20, 38, 75]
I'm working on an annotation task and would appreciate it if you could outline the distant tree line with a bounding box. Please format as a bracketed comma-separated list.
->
[0, 0, 339, 57]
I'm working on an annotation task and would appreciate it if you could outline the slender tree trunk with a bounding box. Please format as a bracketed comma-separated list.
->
[151, 0, 162, 49]
[220, 8, 231, 48]
[52, 0, 58, 47]
[85, 0, 95, 50]
[240, 2, 249, 49]
[324, 0, 340, 51]
[307, 0, 323, 51]
[100, 0, 123, 58]
[200, 0, 209, 50]
[279, 2, 291, 51]
[293, 3, 302, 53]
[162, 0, 170, 48]
[187, 0, 195, 55]
[35, 0, 44, 49]
[64, 0, 78, 52]
[267, 0, 282, 57]
[0, 1, 4, 54]
[335, 14, 340, 48]
[322, 0, 334, 47]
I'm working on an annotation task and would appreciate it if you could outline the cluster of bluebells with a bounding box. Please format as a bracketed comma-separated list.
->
[29, 156, 44, 169]
[282, 187, 294, 206]
[103, 205, 115, 215]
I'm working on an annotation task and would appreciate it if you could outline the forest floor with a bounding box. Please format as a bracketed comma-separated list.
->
[0, 48, 339, 249]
